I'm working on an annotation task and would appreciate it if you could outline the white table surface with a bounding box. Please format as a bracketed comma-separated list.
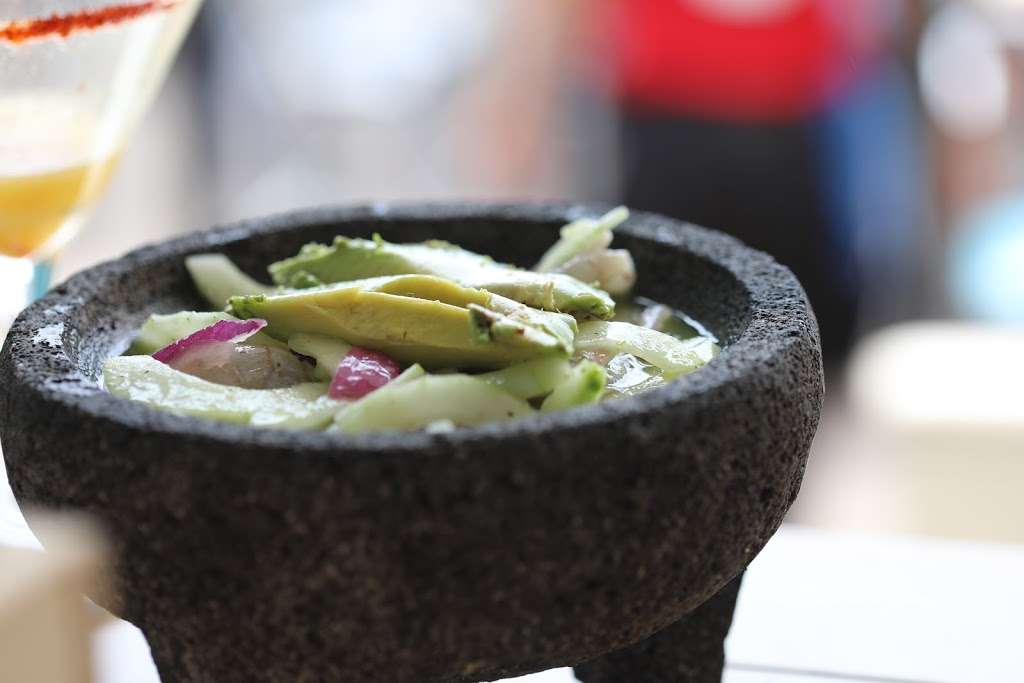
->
[3, 459, 1022, 683]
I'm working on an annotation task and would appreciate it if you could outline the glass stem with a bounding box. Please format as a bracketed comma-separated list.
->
[30, 260, 53, 299]
[0, 255, 40, 339]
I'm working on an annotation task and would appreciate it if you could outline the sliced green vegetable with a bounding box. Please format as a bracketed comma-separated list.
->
[334, 374, 534, 434]
[268, 234, 615, 319]
[103, 355, 339, 429]
[385, 363, 427, 386]
[287, 333, 352, 381]
[541, 360, 606, 412]
[185, 254, 273, 310]
[535, 206, 629, 273]
[611, 298, 705, 341]
[576, 321, 718, 379]
[476, 357, 572, 400]
[128, 311, 286, 355]
[229, 275, 572, 370]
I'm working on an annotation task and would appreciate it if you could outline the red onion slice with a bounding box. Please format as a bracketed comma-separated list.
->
[152, 318, 267, 364]
[330, 347, 401, 399]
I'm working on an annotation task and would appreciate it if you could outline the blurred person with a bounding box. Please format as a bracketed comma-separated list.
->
[195, 0, 504, 220]
[466, 0, 926, 367]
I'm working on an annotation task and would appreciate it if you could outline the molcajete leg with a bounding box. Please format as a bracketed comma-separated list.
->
[574, 572, 743, 683]
[146, 630, 191, 683]
[143, 614, 231, 683]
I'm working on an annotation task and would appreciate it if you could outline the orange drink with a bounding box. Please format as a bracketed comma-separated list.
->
[0, 156, 119, 258]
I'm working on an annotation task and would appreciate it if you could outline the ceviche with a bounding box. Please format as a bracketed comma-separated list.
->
[104, 208, 718, 433]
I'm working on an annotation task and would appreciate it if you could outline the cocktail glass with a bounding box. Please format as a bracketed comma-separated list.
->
[0, 0, 202, 335]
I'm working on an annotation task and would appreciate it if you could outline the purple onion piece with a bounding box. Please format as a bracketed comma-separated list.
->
[329, 347, 401, 400]
[152, 318, 268, 364]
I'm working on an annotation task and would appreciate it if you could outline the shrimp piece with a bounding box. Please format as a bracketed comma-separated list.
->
[559, 249, 636, 296]
[169, 342, 312, 389]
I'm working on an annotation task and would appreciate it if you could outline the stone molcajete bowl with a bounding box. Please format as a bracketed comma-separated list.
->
[0, 204, 822, 683]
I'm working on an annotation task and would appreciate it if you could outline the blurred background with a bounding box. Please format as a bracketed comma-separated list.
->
[19, 0, 1024, 544]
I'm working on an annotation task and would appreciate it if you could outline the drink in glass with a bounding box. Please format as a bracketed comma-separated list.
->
[0, 0, 201, 332]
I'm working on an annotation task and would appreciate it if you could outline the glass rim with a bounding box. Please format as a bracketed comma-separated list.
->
[0, 0, 181, 45]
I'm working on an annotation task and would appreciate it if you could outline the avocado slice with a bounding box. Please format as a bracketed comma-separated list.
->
[267, 234, 615, 319]
[229, 275, 574, 370]
[103, 355, 340, 429]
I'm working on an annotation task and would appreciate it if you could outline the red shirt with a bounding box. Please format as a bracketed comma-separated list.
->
[599, 0, 879, 121]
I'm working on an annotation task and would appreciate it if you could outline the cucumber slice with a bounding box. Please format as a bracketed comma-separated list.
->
[104, 355, 339, 429]
[128, 311, 286, 355]
[576, 321, 717, 379]
[388, 363, 428, 387]
[334, 373, 533, 434]
[541, 360, 606, 412]
[476, 357, 571, 400]
[186, 253, 273, 310]
[288, 333, 352, 381]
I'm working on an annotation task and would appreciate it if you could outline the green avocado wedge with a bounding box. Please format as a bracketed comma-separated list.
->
[103, 355, 340, 429]
[267, 234, 615, 319]
[229, 275, 574, 370]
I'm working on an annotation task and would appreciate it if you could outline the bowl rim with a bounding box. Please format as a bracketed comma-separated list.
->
[2, 201, 815, 460]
